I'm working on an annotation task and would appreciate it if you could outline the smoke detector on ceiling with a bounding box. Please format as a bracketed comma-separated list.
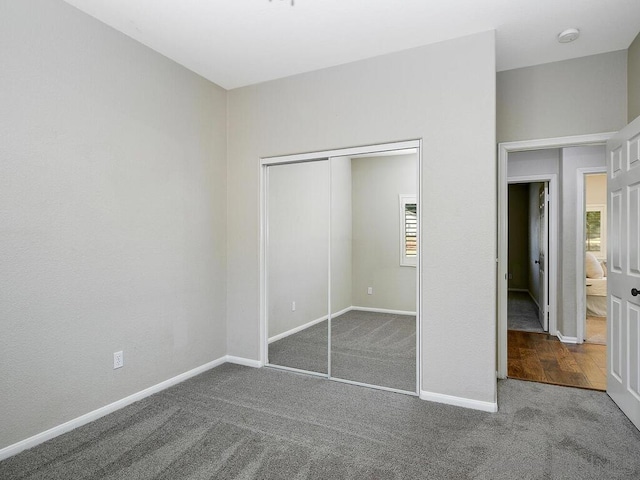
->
[558, 28, 580, 43]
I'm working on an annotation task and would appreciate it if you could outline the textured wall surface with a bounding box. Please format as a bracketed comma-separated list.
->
[498, 51, 627, 143]
[228, 31, 497, 404]
[0, 0, 227, 449]
[629, 32, 640, 123]
[559, 146, 606, 337]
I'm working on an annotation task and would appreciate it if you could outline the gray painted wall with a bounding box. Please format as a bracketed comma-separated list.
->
[629, 32, 640, 123]
[351, 154, 417, 312]
[508, 150, 561, 178]
[559, 145, 606, 338]
[497, 51, 628, 143]
[0, 0, 227, 450]
[227, 31, 497, 403]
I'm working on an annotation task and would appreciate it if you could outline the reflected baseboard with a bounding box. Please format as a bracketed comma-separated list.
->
[268, 306, 352, 344]
[352, 306, 417, 316]
[268, 305, 416, 344]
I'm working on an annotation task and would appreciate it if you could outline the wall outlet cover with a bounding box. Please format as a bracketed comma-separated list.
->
[113, 351, 124, 369]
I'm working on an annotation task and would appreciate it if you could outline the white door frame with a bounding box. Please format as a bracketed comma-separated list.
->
[507, 175, 557, 334]
[259, 139, 422, 395]
[576, 167, 607, 344]
[498, 132, 614, 379]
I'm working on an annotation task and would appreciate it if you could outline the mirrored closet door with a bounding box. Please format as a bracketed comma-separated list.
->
[264, 143, 419, 394]
[266, 160, 329, 374]
[330, 152, 417, 392]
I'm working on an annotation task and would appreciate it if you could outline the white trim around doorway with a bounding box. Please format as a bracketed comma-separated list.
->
[497, 132, 614, 379]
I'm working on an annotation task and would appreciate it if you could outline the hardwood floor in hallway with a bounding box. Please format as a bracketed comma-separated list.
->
[508, 330, 606, 391]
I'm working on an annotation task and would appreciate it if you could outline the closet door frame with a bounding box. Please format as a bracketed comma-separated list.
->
[260, 139, 422, 395]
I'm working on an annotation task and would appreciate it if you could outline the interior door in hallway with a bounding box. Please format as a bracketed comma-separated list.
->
[538, 182, 549, 331]
[607, 115, 640, 431]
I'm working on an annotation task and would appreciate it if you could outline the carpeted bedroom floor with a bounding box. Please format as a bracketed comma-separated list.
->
[2, 364, 640, 479]
[269, 310, 416, 392]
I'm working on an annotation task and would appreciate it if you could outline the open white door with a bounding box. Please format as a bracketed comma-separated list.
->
[607, 115, 640, 431]
[538, 183, 549, 331]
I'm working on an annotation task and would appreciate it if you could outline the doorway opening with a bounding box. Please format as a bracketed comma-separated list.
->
[498, 134, 612, 392]
[507, 181, 549, 334]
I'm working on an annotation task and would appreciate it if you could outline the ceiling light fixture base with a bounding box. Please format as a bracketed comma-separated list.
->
[558, 28, 580, 43]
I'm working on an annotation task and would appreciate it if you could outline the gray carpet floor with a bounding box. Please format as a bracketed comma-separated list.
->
[269, 310, 416, 392]
[2, 364, 640, 479]
[508, 291, 544, 332]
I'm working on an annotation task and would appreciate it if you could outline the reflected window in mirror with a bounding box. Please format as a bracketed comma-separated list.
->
[400, 194, 417, 267]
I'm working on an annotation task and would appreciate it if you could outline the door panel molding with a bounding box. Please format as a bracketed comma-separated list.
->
[607, 115, 640, 430]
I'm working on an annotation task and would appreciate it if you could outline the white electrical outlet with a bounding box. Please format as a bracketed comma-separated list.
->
[113, 351, 124, 369]
[291, 301, 296, 311]
[367, 287, 373, 295]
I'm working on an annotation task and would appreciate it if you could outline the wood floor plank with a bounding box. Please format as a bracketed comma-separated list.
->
[507, 330, 606, 391]
[572, 351, 607, 390]
[508, 358, 525, 378]
[519, 348, 547, 382]
[556, 346, 581, 373]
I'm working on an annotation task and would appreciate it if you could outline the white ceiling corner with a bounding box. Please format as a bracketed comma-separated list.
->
[61, 0, 640, 90]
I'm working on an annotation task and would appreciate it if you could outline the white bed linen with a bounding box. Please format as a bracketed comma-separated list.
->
[586, 277, 607, 317]
[586, 277, 607, 297]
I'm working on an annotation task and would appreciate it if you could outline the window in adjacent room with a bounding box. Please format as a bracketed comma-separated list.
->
[399, 194, 417, 266]
[586, 205, 606, 259]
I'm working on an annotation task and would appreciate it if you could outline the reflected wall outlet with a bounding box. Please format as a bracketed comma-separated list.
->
[113, 351, 124, 369]
[367, 287, 373, 295]
[291, 301, 296, 311]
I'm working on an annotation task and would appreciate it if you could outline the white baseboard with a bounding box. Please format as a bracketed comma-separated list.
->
[225, 355, 263, 368]
[267, 306, 353, 344]
[528, 291, 540, 309]
[0, 354, 261, 461]
[352, 306, 417, 316]
[331, 306, 353, 318]
[420, 390, 498, 413]
[556, 331, 578, 344]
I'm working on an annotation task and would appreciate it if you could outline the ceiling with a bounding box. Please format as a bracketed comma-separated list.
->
[62, 0, 640, 90]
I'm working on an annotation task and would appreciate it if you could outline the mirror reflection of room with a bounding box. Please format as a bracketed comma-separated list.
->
[265, 148, 418, 394]
[330, 151, 417, 392]
[267, 160, 329, 374]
